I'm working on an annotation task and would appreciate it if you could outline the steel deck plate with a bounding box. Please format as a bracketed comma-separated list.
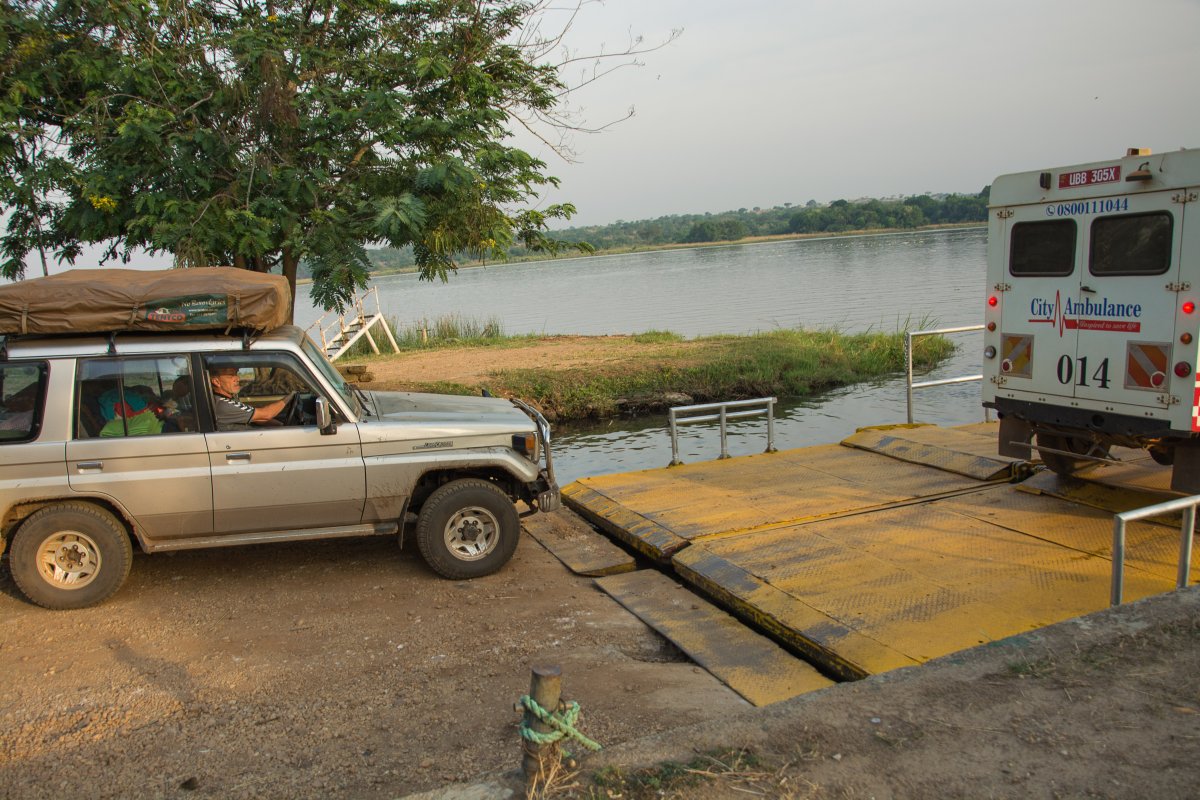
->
[522, 509, 636, 577]
[564, 439, 999, 560]
[595, 569, 835, 706]
[561, 424, 1196, 682]
[674, 485, 1192, 679]
[842, 422, 1024, 481]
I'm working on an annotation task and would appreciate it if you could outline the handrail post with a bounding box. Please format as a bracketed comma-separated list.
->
[1179, 505, 1196, 590]
[1111, 516, 1127, 606]
[669, 408, 681, 466]
[718, 406, 730, 459]
[766, 398, 777, 453]
[905, 332, 915, 424]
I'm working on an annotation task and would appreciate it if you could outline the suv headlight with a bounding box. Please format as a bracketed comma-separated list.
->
[512, 432, 539, 461]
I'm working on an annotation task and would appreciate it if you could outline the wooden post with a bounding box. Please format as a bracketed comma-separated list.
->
[522, 665, 562, 780]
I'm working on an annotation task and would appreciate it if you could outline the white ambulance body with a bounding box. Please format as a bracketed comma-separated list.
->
[982, 147, 1200, 492]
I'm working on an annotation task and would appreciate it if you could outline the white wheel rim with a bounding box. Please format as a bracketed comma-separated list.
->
[444, 506, 501, 561]
[35, 530, 102, 590]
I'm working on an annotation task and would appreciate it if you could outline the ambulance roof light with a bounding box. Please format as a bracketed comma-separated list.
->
[1126, 162, 1153, 182]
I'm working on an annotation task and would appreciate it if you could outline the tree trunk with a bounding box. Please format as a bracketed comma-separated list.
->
[281, 247, 299, 325]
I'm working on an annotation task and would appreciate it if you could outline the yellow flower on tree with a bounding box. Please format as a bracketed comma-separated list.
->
[88, 195, 118, 213]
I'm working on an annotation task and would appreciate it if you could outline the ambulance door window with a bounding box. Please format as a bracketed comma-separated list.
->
[1089, 212, 1173, 276]
[1009, 220, 1076, 276]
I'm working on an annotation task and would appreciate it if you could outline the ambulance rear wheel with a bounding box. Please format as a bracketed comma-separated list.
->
[1036, 433, 1108, 477]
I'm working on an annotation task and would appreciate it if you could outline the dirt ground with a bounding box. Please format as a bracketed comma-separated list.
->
[3, 510, 1197, 800]
[348, 336, 689, 393]
[0, 518, 749, 799]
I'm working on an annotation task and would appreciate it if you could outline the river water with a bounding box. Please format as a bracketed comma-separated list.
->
[299, 228, 990, 483]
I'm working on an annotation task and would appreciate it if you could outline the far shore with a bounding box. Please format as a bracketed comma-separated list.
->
[356, 221, 985, 280]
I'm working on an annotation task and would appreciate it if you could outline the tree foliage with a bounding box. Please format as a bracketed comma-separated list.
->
[531, 189, 990, 253]
[0, 0, 598, 314]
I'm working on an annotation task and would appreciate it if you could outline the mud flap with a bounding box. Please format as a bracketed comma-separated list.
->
[1170, 441, 1200, 494]
[998, 415, 1033, 459]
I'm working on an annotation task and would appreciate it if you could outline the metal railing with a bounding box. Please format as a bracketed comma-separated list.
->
[905, 325, 985, 424]
[668, 397, 777, 466]
[1110, 495, 1198, 606]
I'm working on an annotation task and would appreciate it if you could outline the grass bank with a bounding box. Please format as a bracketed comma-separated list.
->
[492, 328, 950, 420]
[343, 318, 954, 422]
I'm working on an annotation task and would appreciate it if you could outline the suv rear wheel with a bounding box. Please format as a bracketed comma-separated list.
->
[415, 479, 520, 579]
[9, 502, 133, 610]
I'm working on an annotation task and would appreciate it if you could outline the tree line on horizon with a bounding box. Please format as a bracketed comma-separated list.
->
[365, 188, 990, 270]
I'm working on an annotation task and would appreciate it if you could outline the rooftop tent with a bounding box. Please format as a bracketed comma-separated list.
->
[0, 267, 291, 335]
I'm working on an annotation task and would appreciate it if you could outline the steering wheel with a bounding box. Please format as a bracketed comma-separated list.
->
[278, 392, 303, 425]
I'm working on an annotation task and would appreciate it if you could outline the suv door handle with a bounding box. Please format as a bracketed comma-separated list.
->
[1080, 285, 1097, 294]
[76, 461, 103, 472]
[225, 453, 252, 462]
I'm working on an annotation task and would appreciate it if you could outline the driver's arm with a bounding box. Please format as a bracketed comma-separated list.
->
[251, 393, 292, 422]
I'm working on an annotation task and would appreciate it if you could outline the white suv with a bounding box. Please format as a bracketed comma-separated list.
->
[0, 325, 558, 609]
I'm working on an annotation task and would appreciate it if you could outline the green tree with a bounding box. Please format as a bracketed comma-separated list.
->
[0, 0, 622, 316]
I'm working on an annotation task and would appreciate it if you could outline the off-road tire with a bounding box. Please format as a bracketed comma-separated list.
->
[1036, 433, 1109, 477]
[415, 479, 520, 580]
[10, 502, 133, 610]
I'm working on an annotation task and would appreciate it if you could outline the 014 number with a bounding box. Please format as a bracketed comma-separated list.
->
[1057, 355, 1111, 389]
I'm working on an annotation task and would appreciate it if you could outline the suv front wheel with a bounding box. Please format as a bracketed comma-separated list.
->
[10, 502, 133, 610]
[415, 479, 520, 580]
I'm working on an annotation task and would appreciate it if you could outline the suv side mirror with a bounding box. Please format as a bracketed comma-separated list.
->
[314, 397, 336, 435]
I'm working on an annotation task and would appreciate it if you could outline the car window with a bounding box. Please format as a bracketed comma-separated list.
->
[1010, 219, 1077, 276]
[1090, 212, 1173, 276]
[76, 356, 195, 438]
[203, 353, 320, 431]
[0, 362, 47, 442]
[301, 335, 360, 416]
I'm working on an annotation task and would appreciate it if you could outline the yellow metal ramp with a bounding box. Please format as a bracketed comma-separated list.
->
[594, 569, 835, 706]
[522, 509, 635, 577]
[842, 422, 1026, 481]
[674, 484, 1194, 680]
[562, 423, 1198, 682]
[564, 430, 1007, 562]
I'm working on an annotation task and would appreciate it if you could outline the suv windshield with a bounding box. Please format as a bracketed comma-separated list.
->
[302, 335, 362, 417]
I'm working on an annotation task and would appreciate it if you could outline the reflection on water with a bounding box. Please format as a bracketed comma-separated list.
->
[299, 228, 990, 482]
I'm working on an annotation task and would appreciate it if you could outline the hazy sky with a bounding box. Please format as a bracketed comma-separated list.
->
[523, 0, 1200, 228]
[20, 0, 1200, 273]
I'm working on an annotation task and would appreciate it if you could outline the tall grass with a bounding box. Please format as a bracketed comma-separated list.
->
[391, 314, 506, 348]
[341, 314, 517, 356]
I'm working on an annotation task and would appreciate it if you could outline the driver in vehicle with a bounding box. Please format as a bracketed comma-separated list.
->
[209, 367, 293, 430]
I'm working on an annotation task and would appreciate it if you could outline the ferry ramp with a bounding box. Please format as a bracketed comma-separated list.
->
[563, 422, 1197, 688]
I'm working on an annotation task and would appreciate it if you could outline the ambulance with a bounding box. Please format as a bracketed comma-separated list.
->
[983, 147, 1200, 492]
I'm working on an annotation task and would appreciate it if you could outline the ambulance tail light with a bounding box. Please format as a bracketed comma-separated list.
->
[1175, 362, 1192, 379]
[1183, 300, 1195, 315]
[987, 295, 998, 308]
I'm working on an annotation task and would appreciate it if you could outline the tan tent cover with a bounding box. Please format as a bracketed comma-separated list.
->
[0, 267, 291, 335]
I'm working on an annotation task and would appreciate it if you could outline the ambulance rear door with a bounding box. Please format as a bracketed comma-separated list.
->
[1072, 190, 1181, 412]
[997, 205, 1081, 403]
